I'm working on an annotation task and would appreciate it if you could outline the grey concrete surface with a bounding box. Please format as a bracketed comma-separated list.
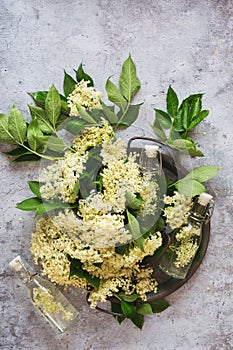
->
[0, 0, 233, 349]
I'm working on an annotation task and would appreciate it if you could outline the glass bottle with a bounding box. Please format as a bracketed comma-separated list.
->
[139, 144, 161, 175]
[138, 144, 163, 231]
[159, 193, 214, 279]
[9, 255, 78, 333]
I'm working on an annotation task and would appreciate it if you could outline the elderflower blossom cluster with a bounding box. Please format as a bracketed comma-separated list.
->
[175, 224, 201, 241]
[33, 287, 75, 321]
[163, 191, 192, 230]
[31, 214, 162, 307]
[172, 224, 201, 268]
[39, 120, 114, 203]
[174, 240, 199, 268]
[31, 119, 196, 309]
[67, 79, 102, 116]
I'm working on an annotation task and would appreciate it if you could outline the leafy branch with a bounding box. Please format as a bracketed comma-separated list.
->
[111, 292, 170, 329]
[0, 84, 68, 162]
[16, 181, 77, 216]
[105, 54, 142, 128]
[0, 56, 143, 162]
[170, 165, 221, 196]
[152, 86, 209, 156]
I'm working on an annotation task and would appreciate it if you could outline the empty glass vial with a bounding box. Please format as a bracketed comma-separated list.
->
[9, 255, 78, 333]
[139, 144, 161, 175]
[159, 193, 214, 279]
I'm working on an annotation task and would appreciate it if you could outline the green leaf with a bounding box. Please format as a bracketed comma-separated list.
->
[45, 84, 61, 128]
[118, 292, 139, 302]
[151, 117, 167, 142]
[0, 114, 15, 144]
[105, 78, 127, 111]
[63, 70, 77, 97]
[3, 147, 32, 157]
[65, 118, 86, 134]
[34, 203, 48, 216]
[75, 63, 94, 86]
[28, 105, 54, 134]
[126, 210, 141, 240]
[189, 96, 202, 121]
[183, 166, 221, 183]
[111, 302, 125, 324]
[37, 202, 76, 216]
[38, 135, 67, 152]
[180, 94, 204, 130]
[75, 104, 97, 124]
[28, 181, 41, 199]
[175, 179, 206, 197]
[13, 154, 41, 162]
[154, 109, 172, 129]
[28, 91, 48, 105]
[120, 300, 136, 318]
[126, 210, 144, 251]
[180, 99, 189, 130]
[130, 313, 144, 329]
[29, 91, 68, 112]
[61, 100, 70, 113]
[171, 139, 203, 156]
[172, 104, 185, 132]
[27, 119, 44, 151]
[8, 106, 27, 144]
[125, 191, 143, 210]
[137, 303, 153, 315]
[167, 86, 179, 117]
[47, 135, 67, 152]
[100, 101, 118, 124]
[35, 201, 77, 216]
[150, 299, 170, 313]
[187, 110, 209, 130]
[67, 256, 100, 289]
[119, 54, 141, 102]
[118, 103, 142, 127]
[16, 197, 42, 211]
[115, 244, 129, 256]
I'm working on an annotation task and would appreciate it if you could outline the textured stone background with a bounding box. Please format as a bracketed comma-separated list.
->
[0, 1, 233, 349]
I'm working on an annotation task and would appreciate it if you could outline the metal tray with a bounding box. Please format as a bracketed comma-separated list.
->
[91, 138, 211, 315]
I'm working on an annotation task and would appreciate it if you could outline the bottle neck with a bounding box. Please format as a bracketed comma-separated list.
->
[139, 146, 161, 175]
[9, 256, 37, 286]
[189, 197, 211, 222]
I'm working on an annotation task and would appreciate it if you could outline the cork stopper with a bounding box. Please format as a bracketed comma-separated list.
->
[9, 256, 24, 272]
[9, 255, 36, 282]
[198, 193, 213, 206]
[144, 145, 159, 158]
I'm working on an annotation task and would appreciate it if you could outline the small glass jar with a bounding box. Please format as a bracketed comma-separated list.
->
[159, 193, 214, 279]
[9, 255, 78, 333]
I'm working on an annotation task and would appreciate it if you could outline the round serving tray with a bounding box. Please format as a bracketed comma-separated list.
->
[89, 138, 211, 316]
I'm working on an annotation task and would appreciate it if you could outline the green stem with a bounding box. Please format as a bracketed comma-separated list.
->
[113, 294, 122, 301]
[116, 102, 130, 127]
[19, 142, 64, 161]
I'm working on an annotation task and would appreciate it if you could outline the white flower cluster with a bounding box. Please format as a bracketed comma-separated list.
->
[174, 240, 199, 268]
[67, 79, 102, 116]
[39, 151, 88, 203]
[39, 121, 114, 203]
[33, 287, 75, 321]
[55, 209, 131, 248]
[175, 224, 201, 241]
[163, 191, 192, 230]
[172, 224, 201, 268]
[31, 121, 178, 309]
[31, 215, 162, 308]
